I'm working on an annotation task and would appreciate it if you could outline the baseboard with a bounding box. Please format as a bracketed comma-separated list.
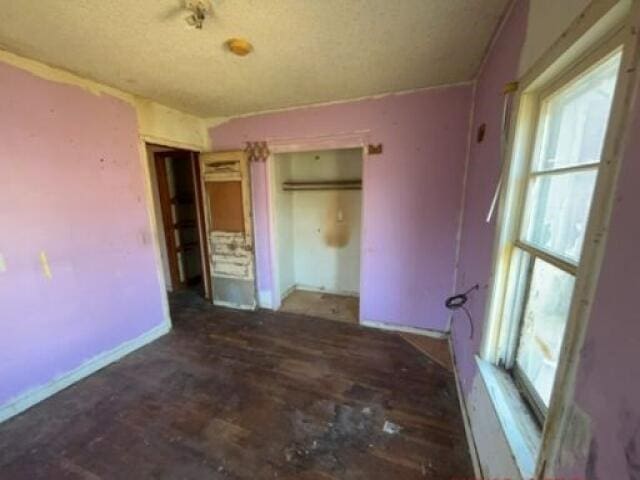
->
[360, 320, 447, 339]
[294, 284, 359, 298]
[448, 336, 483, 479]
[258, 290, 273, 309]
[0, 320, 171, 424]
[280, 284, 297, 302]
[214, 299, 257, 311]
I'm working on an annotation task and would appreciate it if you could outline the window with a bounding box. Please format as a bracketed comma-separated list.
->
[496, 51, 621, 421]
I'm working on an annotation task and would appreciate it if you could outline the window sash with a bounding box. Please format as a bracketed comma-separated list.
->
[513, 363, 547, 424]
[505, 249, 576, 420]
[529, 161, 599, 177]
[499, 48, 622, 420]
[514, 240, 578, 275]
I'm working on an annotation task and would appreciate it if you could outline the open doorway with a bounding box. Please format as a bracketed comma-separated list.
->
[147, 144, 211, 299]
[269, 148, 363, 324]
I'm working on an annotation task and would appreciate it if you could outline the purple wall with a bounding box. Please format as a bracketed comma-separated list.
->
[210, 86, 473, 331]
[452, 0, 529, 392]
[453, 0, 640, 477]
[0, 62, 166, 405]
[559, 64, 640, 480]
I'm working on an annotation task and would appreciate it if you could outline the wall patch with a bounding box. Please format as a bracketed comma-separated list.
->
[39, 251, 53, 280]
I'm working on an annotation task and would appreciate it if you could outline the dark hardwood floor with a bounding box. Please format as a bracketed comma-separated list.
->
[0, 291, 473, 479]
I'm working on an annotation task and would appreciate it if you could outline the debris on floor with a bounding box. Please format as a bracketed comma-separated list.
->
[382, 420, 402, 435]
[279, 289, 359, 324]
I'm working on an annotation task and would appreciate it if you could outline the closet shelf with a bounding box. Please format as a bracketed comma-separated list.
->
[282, 180, 362, 191]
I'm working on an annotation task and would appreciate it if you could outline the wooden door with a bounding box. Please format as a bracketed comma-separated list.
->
[191, 152, 212, 299]
[154, 152, 181, 290]
[154, 151, 211, 299]
[200, 151, 257, 309]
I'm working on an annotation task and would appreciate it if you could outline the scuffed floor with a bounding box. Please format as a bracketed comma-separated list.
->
[280, 289, 360, 325]
[0, 291, 473, 479]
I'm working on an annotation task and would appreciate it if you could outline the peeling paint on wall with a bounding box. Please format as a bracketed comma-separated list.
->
[558, 404, 592, 469]
[211, 231, 253, 279]
[621, 410, 640, 480]
[0, 50, 210, 153]
[585, 438, 599, 480]
[0, 58, 167, 409]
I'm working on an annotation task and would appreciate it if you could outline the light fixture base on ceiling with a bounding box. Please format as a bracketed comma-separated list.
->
[226, 38, 253, 56]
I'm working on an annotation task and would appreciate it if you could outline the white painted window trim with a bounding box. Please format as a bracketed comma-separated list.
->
[479, 0, 640, 478]
[476, 356, 541, 477]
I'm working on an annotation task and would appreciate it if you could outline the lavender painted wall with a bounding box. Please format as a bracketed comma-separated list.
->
[0, 62, 166, 405]
[454, 0, 640, 477]
[452, 0, 529, 392]
[557, 66, 640, 480]
[210, 86, 473, 330]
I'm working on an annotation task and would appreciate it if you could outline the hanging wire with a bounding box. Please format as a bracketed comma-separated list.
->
[445, 284, 479, 339]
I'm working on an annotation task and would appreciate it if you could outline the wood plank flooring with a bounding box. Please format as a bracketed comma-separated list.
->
[0, 291, 473, 479]
[399, 333, 454, 372]
[280, 289, 360, 325]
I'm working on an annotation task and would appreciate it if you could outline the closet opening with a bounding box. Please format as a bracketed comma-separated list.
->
[270, 148, 363, 324]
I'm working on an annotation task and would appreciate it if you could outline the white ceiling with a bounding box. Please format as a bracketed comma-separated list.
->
[0, 0, 509, 117]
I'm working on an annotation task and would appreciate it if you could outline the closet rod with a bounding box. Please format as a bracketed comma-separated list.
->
[282, 180, 362, 191]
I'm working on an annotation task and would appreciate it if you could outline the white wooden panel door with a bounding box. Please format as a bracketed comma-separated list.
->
[200, 151, 257, 310]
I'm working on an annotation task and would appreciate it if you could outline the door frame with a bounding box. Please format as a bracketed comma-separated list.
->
[147, 143, 212, 300]
[264, 132, 370, 320]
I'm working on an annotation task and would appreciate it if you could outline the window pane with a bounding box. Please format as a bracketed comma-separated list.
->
[516, 259, 575, 406]
[521, 169, 597, 262]
[499, 248, 531, 364]
[533, 52, 620, 172]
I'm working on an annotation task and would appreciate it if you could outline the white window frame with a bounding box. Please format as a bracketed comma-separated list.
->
[503, 43, 623, 423]
[479, 1, 640, 477]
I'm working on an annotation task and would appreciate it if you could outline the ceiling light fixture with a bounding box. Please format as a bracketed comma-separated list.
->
[184, 0, 212, 29]
[226, 38, 253, 56]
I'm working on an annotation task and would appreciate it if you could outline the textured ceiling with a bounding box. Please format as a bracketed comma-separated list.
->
[0, 0, 509, 117]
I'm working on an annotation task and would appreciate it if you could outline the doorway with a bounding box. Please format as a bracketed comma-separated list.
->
[147, 144, 211, 299]
[269, 148, 363, 324]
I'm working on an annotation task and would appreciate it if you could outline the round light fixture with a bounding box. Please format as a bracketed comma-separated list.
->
[226, 38, 253, 56]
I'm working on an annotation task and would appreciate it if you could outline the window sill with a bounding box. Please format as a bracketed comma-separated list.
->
[475, 356, 541, 479]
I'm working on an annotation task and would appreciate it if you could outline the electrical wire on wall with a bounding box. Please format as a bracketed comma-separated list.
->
[486, 81, 519, 223]
[445, 284, 479, 339]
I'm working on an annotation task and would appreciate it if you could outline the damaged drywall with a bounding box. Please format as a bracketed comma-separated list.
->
[272, 149, 362, 297]
[0, 49, 210, 422]
[557, 404, 592, 470]
[554, 42, 640, 477]
[452, 1, 640, 479]
[210, 84, 473, 331]
[0, 59, 167, 412]
[0, 50, 210, 153]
